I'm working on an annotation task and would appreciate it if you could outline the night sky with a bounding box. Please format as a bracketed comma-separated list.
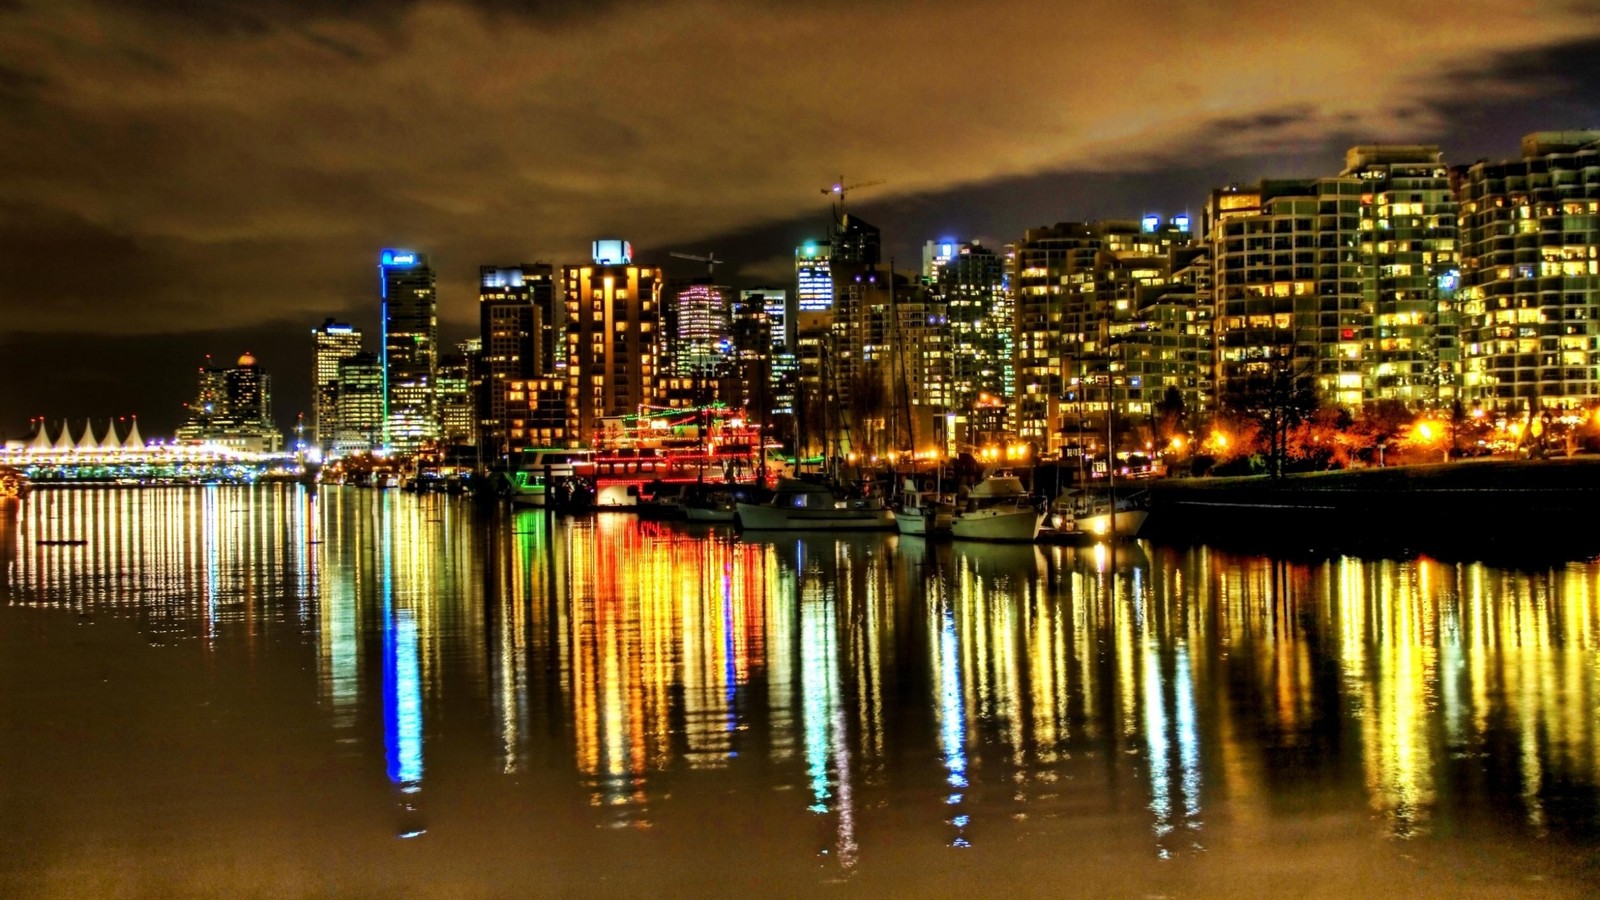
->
[4, 0, 1600, 438]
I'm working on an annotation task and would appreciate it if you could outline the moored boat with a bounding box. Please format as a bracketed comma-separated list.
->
[735, 478, 894, 531]
[503, 449, 595, 510]
[950, 473, 1043, 543]
[893, 484, 953, 537]
[1045, 489, 1148, 538]
[684, 489, 738, 523]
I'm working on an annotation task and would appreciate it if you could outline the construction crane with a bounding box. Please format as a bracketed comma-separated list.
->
[669, 251, 726, 277]
[821, 176, 885, 216]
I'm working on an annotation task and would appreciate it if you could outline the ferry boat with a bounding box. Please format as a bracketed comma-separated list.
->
[587, 408, 777, 510]
[950, 473, 1043, 543]
[735, 478, 894, 531]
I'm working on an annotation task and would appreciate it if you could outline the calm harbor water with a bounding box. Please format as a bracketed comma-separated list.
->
[2, 486, 1598, 897]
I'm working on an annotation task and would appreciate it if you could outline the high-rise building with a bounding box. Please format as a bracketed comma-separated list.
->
[311, 319, 362, 452]
[933, 242, 1009, 436]
[175, 353, 282, 453]
[1109, 247, 1215, 430]
[1209, 147, 1459, 413]
[796, 241, 833, 313]
[563, 243, 663, 448]
[1457, 132, 1600, 412]
[478, 264, 548, 455]
[742, 288, 796, 418]
[832, 213, 881, 266]
[1208, 180, 1366, 410]
[1011, 219, 1190, 450]
[729, 291, 774, 419]
[671, 280, 733, 378]
[379, 249, 439, 453]
[438, 340, 477, 446]
[503, 376, 568, 450]
[828, 264, 946, 455]
[333, 351, 384, 456]
[922, 239, 962, 283]
[1345, 145, 1460, 406]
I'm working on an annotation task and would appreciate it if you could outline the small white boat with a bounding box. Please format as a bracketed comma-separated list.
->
[893, 485, 953, 537]
[950, 474, 1042, 543]
[736, 479, 895, 531]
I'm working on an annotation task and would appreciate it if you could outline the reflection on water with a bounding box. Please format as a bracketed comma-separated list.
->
[3, 487, 1599, 892]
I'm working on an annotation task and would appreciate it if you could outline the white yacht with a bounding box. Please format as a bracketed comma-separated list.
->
[736, 479, 895, 531]
[950, 474, 1043, 543]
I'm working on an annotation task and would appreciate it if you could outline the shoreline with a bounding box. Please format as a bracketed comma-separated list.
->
[1144, 457, 1600, 560]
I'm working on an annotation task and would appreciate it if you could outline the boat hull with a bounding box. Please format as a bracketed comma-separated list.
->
[508, 488, 546, 508]
[685, 506, 736, 523]
[594, 483, 637, 509]
[1072, 509, 1148, 538]
[951, 506, 1041, 543]
[735, 503, 895, 531]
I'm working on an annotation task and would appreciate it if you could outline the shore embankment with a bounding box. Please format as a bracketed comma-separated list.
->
[1145, 458, 1600, 559]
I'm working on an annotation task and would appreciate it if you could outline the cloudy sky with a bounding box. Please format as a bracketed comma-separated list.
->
[4, 0, 1600, 436]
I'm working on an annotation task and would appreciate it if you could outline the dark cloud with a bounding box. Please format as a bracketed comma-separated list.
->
[4, 0, 1600, 437]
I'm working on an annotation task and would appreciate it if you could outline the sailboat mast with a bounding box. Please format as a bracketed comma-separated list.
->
[1107, 382, 1116, 540]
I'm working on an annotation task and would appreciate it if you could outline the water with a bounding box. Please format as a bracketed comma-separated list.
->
[2, 486, 1598, 897]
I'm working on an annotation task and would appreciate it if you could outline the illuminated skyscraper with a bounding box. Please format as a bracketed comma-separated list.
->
[563, 241, 662, 447]
[1344, 145, 1459, 406]
[742, 287, 796, 418]
[333, 351, 384, 456]
[478, 264, 549, 454]
[1458, 132, 1600, 412]
[1210, 147, 1458, 413]
[311, 319, 362, 452]
[379, 249, 439, 453]
[932, 242, 1008, 423]
[438, 339, 477, 446]
[795, 241, 833, 313]
[671, 279, 732, 378]
[1012, 219, 1189, 450]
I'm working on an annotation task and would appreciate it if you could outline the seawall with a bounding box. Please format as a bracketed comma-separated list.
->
[1145, 458, 1600, 558]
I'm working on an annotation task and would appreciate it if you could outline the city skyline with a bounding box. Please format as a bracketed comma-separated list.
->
[6, 1, 1600, 435]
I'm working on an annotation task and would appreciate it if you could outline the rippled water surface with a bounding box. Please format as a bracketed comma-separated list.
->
[2, 486, 1598, 897]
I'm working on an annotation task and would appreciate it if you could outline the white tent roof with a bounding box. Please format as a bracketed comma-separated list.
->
[26, 422, 52, 452]
[75, 420, 101, 452]
[123, 418, 145, 451]
[51, 420, 74, 452]
[98, 419, 123, 452]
